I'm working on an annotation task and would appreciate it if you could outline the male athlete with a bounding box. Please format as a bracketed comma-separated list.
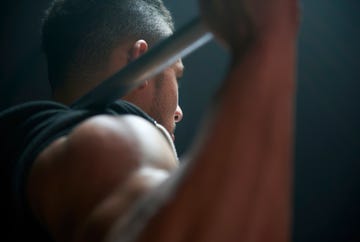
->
[1, 0, 300, 241]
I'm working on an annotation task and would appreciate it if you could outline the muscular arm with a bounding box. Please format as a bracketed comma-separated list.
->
[28, 115, 178, 242]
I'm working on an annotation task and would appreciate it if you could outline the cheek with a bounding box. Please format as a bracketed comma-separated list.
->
[162, 76, 179, 110]
[161, 88, 177, 116]
[169, 83, 179, 112]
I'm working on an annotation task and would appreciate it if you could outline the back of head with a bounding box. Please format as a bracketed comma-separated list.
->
[42, 0, 174, 96]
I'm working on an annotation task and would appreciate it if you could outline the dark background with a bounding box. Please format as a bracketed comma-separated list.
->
[1, 0, 359, 241]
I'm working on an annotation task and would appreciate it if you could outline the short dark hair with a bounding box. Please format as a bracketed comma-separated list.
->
[42, 0, 174, 90]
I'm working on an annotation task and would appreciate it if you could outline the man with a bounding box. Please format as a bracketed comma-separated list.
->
[1, 0, 300, 241]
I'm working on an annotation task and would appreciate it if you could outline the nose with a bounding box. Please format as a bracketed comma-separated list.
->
[174, 105, 183, 123]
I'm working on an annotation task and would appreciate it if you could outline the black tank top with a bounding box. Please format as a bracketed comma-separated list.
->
[0, 100, 154, 241]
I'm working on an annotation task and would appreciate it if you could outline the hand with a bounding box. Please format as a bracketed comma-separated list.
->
[199, 0, 300, 55]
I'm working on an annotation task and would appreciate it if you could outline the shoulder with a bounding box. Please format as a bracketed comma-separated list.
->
[27, 114, 178, 241]
[67, 114, 177, 168]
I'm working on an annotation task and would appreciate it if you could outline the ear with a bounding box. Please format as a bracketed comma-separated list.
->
[128, 39, 149, 62]
[128, 40, 150, 90]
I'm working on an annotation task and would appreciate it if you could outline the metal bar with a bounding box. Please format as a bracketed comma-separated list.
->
[71, 17, 213, 110]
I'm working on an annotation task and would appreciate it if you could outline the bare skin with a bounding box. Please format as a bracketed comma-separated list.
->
[27, 0, 300, 242]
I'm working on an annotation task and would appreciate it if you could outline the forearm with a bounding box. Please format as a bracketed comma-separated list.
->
[175, 38, 296, 242]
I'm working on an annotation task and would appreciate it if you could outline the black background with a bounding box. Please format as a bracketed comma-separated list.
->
[1, 0, 359, 241]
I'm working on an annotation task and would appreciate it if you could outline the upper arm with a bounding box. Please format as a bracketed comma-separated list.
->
[27, 115, 178, 242]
